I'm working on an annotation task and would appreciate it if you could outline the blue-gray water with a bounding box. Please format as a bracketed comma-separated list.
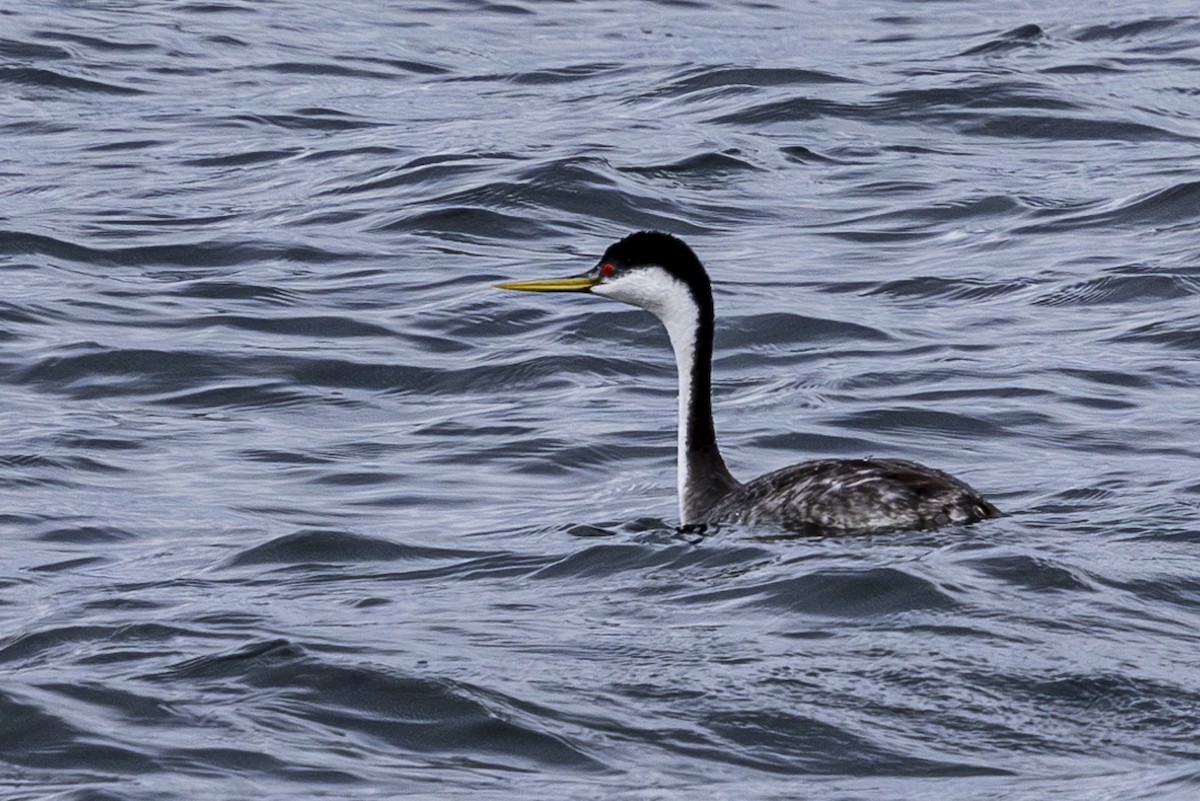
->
[3, 1, 1200, 799]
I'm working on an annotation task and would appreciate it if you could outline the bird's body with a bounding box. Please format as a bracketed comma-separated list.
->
[496, 231, 999, 535]
[706, 458, 997, 534]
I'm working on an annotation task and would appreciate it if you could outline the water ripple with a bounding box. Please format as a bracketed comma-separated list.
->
[3, 1, 1200, 798]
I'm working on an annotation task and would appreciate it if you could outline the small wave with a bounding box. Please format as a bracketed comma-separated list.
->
[226, 529, 479, 567]
[508, 62, 627, 85]
[358, 56, 450, 76]
[1090, 573, 1200, 613]
[152, 639, 604, 770]
[0, 65, 143, 96]
[382, 205, 549, 240]
[0, 38, 72, 61]
[224, 110, 382, 131]
[959, 113, 1188, 142]
[966, 553, 1095, 593]
[189, 313, 396, 338]
[708, 95, 854, 126]
[877, 84, 1080, 114]
[1072, 18, 1183, 43]
[28, 556, 108, 573]
[834, 406, 1009, 440]
[0, 229, 349, 268]
[15, 346, 227, 398]
[1033, 271, 1199, 306]
[0, 451, 128, 485]
[1020, 181, 1200, 233]
[182, 148, 303, 168]
[39, 29, 158, 53]
[530, 542, 690, 579]
[678, 567, 959, 617]
[169, 279, 301, 304]
[657, 65, 857, 98]
[708, 77, 1188, 145]
[0, 622, 189, 666]
[36, 525, 138, 543]
[316, 152, 506, 197]
[719, 312, 891, 351]
[374, 155, 722, 238]
[258, 62, 395, 80]
[956, 24, 1047, 57]
[0, 688, 158, 774]
[619, 150, 762, 180]
[969, 669, 1197, 725]
[1110, 319, 1200, 351]
[780, 145, 845, 165]
[865, 275, 1033, 302]
[699, 707, 1004, 776]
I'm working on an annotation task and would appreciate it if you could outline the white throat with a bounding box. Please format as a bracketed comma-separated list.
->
[592, 268, 701, 522]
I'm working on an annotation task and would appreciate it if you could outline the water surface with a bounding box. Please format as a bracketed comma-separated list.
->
[2, 1, 1200, 798]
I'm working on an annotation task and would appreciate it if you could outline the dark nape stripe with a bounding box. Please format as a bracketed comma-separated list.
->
[682, 283, 738, 519]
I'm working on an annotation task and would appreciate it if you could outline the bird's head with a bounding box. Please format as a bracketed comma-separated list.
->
[495, 231, 713, 326]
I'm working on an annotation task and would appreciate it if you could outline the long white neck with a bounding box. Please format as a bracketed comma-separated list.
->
[663, 303, 700, 521]
[593, 269, 739, 524]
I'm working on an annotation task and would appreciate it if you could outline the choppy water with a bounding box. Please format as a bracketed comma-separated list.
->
[3, 1, 1200, 798]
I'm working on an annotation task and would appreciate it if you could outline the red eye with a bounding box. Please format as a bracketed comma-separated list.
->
[601, 262, 614, 277]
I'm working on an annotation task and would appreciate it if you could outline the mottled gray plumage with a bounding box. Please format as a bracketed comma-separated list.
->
[703, 457, 999, 535]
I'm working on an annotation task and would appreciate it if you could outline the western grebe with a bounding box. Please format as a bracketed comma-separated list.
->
[496, 231, 999, 535]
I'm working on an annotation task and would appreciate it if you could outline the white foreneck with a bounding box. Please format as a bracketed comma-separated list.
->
[667, 308, 699, 523]
[592, 268, 701, 522]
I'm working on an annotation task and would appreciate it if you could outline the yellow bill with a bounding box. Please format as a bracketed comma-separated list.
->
[494, 275, 600, 293]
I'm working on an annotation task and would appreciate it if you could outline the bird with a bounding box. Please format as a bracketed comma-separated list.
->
[495, 231, 999, 535]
